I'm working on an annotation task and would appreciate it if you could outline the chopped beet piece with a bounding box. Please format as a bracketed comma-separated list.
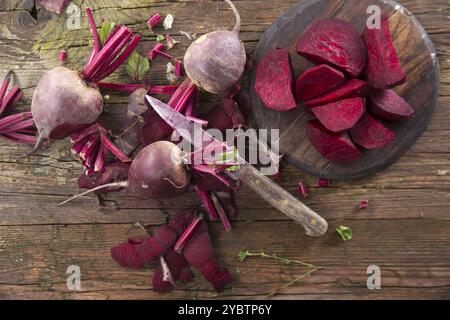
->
[37, 0, 70, 14]
[296, 64, 345, 101]
[254, 48, 297, 111]
[360, 200, 369, 209]
[298, 181, 309, 197]
[204, 98, 245, 133]
[78, 161, 130, 194]
[311, 98, 365, 132]
[369, 89, 415, 121]
[110, 225, 176, 269]
[297, 19, 366, 77]
[306, 119, 363, 163]
[303, 79, 369, 108]
[152, 249, 193, 292]
[318, 178, 332, 187]
[183, 221, 232, 291]
[349, 113, 396, 149]
[363, 15, 405, 89]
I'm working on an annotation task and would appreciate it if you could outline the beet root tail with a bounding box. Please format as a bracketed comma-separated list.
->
[20, 133, 46, 158]
[58, 181, 129, 206]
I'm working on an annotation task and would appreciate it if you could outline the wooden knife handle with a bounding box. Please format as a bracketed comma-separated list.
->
[238, 164, 328, 237]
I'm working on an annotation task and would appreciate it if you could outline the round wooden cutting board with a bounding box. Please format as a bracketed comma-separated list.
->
[249, 0, 440, 180]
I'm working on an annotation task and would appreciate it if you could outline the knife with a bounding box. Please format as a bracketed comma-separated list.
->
[146, 95, 328, 237]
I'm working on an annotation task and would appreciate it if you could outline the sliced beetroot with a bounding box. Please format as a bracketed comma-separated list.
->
[306, 119, 363, 163]
[349, 113, 396, 149]
[110, 225, 176, 269]
[78, 161, 130, 193]
[303, 79, 369, 107]
[254, 48, 297, 111]
[152, 249, 193, 292]
[296, 64, 345, 101]
[297, 19, 366, 77]
[369, 89, 415, 121]
[363, 15, 405, 89]
[204, 98, 245, 133]
[183, 221, 232, 292]
[311, 98, 365, 132]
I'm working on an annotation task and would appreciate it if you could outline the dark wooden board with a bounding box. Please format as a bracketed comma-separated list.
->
[250, 0, 440, 180]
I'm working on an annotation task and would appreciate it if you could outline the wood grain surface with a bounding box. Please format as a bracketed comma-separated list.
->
[0, 0, 449, 300]
[250, 0, 440, 180]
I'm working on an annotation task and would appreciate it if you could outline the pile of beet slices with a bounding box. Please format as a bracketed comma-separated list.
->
[255, 16, 415, 163]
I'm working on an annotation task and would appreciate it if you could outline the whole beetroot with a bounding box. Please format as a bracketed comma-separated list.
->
[184, 0, 246, 94]
[27, 8, 140, 154]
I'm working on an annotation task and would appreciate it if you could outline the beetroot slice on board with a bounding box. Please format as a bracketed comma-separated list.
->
[295, 64, 345, 101]
[306, 119, 363, 163]
[369, 89, 415, 121]
[254, 48, 297, 111]
[363, 15, 405, 89]
[303, 79, 369, 108]
[350, 113, 396, 149]
[297, 19, 367, 77]
[311, 97, 365, 132]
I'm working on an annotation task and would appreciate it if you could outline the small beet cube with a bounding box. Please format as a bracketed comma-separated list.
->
[306, 120, 363, 163]
[296, 64, 345, 101]
[297, 19, 367, 77]
[304, 79, 369, 108]
[311, 97, 365, 132]
[350, 113, 396, 149]
[255, 48, 297, 111]
[363, 15, 405, 89]
[369, 89, 415, 122]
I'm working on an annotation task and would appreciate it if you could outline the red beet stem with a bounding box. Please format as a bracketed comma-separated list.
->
[148, 43, 165, 60]
[85, 8, 101, 56]
[174, 215, 203, 253]
[3, 132, 37, 144]
[186, 115, 208, 127]
[79, 134, 99, 161]
[175, 60, 183, 77]
[360, 200, 369, 209]
[194, 186, 219, 221]
[59, 50, 68, 63]
[149, 85, 179, 95]
[99, 134, 131, 162]
[70, 123, 99, 143]
[298, 181, 309, 198]
[94, 142, 108, 172]
[97, 82, 149, 93]
[0, 118, 35, 134]
[211, 193, 232, 232]
[0, 112, 31, 130]
[0, 71, 12, 105]
[147, 14, 163, 29]
[0, 86, 23, 116]
[318, 178, 331, 187]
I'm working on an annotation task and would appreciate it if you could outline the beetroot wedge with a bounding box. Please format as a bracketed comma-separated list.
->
[369, 89, 415, 121]
[363, 15, 405, 89]
[306, 119, 363, 163]
[296, 64, 345, 101]
[312, 98, 365, 132]
[304, 79, 369, 108]
[255, 48, 297, 111]
[297, 19, 366, 77]
[350, 113, 396, 149]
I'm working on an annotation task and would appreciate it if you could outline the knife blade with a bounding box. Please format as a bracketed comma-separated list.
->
[146, 95, 328, 237]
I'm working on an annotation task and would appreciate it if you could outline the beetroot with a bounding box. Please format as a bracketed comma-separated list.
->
[255, 48, 297, 111]
[304, 79, 369, 108]
[184, 0, 246, 94]
[110, 225, 177, 269]
[311, 98, 365, 132]
[363, 15, 405, 89]
[127, 141, 190, 199]
[349, 113, 396, 149]
[296, 64, 345, 101]
[28, 8, 140, 154]
[306, 119, 363, 163]
[369, 89, 415, 121]
[297, 19, 367, 77]
[204, 98, 246, 133]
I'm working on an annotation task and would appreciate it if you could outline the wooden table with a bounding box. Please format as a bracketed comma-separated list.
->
[0, 0, 449, 299]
